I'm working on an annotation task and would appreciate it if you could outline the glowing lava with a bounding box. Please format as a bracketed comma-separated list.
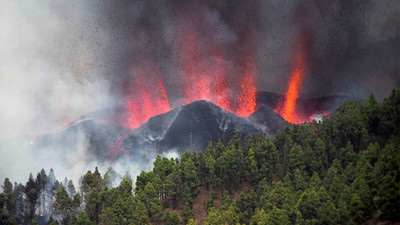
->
[126, 65, 171, 128]
[237, 47, 257, 117]
[175, 18, 257, 117]
[124, 11, 258, 128]
[275, 39, 307, 123]
[211, 56, 230, 111]
[180, 31, 213, 104]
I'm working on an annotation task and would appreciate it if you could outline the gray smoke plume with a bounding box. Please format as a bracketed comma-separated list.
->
[98, 0, 399, 102]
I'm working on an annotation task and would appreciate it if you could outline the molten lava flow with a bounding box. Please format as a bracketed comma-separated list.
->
[124, 14, 259, 128]
[237, 74, 257, 117]
[276, 39, 307, 123]
[126, 66, 171, 128]
[279, 68, 303, 122]
[180, 31, 213, 104]
[236, 48, 257, 117]
[176, 20, 257, 117]
[212, 55, 230, 111]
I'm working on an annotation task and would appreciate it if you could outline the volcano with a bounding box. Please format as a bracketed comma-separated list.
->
[29, 100, 265, 163]
[129, 100, 262, 156]
[11, 91, 359, 165]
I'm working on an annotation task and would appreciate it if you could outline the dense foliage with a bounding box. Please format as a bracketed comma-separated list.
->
[1, 89, 399, 225]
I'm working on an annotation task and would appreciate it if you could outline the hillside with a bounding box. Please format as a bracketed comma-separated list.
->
[0, 89, 399, 225]
[17, 93, 356, 167]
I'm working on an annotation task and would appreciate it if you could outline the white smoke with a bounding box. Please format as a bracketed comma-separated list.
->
[0, 128, 160, 186]
[0, 1, 115, 184]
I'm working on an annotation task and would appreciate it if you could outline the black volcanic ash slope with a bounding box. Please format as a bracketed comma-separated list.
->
[248, 105, 288, 135]
[126, 100, 262, 155]
[26, 100, 265, 164]
[11, 92, 360, 164]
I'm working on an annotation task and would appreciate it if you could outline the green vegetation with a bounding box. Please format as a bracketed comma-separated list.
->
[1, 89, 399, 224]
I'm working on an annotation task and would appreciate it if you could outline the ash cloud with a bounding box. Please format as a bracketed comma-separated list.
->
[290, 0, 400, 100]
[99, 0, 399, 101]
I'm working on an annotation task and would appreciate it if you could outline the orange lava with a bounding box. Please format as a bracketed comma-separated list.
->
[124, 12, 258, 128]
[176, 18, 257, 117]
[212, 56, 230, 111]
[126, 65, 171, 128]
[237, 47, 257, 117]
[276, 39, 307, 123]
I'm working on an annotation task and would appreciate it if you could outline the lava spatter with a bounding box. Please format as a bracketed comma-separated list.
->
[275, 38, 308, 123]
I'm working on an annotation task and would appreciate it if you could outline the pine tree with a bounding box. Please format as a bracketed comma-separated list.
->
[309, 172, 322, 190]
[379, 89, 400, 138]
[374, 139, 400, 220]
[266, 206, 290, 225]
[0, 193, 9, 225]
[289, 144, 305, 171]
[314, 138, 328, 170]
[131, 200, 150, 225]
[85, 190, 101, 224]
[216, 149, 237, 191]
[220, 204, 239, 224]
[67, 180, 76, 197]
[182, 201, 194, 224]
[296, 189, 321, 222]
[207, 185, 216, 209]
[24, 173, 40, 224]
[294, 169, 307, 191]
[53, 186, 72, 215]
[2, 178, 16, 218]
[72, 193, 81, 212]
[46, 169, 56, 213]
[204, 143, 216, 190]
[76, 212, 93, 225]
[98, 207, 118, 225]
[163, 211, 180, 225]
[118, 176, 133, 196]
[361, 93, 380, 135]
[183, 158, 199, 197]
[251, 209, 268, 225]
[138, 182, 162, 222]
[103, 167, 119, 189]
[187, 218, 197, 225]
[247, 148, 259, 185]
[205, 207, 222, 225]
[13, 182, 25, 220]
[318, 199, 339, 225]
[36, 169, 48, 215]
[349, 193, 364, 223]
